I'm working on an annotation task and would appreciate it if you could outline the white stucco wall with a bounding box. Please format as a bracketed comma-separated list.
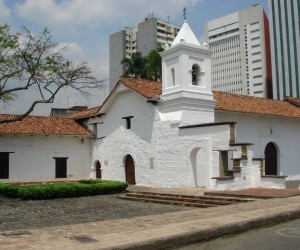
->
[89, 89, 158, 185]
[155, 122, 231, 188]
[89, 88, 232, 188]
[159, 35, 215, 126]
[161, 43, 212, 95]
[215, 110, 300, 181]
[0, 135, 91, 182]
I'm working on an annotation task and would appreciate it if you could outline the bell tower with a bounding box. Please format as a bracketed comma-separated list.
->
[159, 21, 216, 125]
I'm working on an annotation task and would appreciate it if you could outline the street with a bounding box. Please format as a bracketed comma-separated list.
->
[178, 218, 300, 250]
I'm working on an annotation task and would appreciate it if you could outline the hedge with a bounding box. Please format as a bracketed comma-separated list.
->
[0, 180, 128, 200]
[0, 182, 19, 198]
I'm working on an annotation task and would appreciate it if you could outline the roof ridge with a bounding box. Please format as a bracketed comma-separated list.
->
[68, 106, 101, 119]
[0, 114, 76, 120]
[213, 91, 287, 103]
[284, 97, 300, 107]
[0, 114, 92, 136]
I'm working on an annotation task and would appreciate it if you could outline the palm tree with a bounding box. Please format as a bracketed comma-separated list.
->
[121, 52, 146, 79]
[121, 44, 164, 81]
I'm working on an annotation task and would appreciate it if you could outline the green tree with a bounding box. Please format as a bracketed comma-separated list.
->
[121, 44, 164, 81]
[0, 24, 103, 124]
[121, 52, 146, 79]
[144, 44, 164, 81]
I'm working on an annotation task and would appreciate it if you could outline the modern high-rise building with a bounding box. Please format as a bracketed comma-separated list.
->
[137, 15, 180, 56]
[109, 14, 180, 91]
[269, 0, 300, 100]
[205, 5, 272, 98]
[109, 27, 138, 92]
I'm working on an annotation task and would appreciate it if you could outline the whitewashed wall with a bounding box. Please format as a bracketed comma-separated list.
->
[89, 88, 232, 188]
[215, 110, 300, 181]
[89, 89, 158, 185]
[0, 135, 91, 182]
[155, 122, 231, 188]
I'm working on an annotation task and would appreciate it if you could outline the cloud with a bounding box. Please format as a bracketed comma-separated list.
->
[5, 0, 205, 116]
[14, 0, 204, 77]
[0, 0, 11, 21]
[55, 42, 85, 61]
[15, 0, 202, 29]
[54, 41, 107, 81]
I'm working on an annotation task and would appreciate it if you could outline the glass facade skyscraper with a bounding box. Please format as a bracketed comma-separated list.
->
[269, 0, 300, 99]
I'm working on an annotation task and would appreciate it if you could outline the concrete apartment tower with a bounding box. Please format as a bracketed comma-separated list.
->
[109, 27, 138, 92]
[109, 14, 180, 91]
[205, 5, 272, 98]
[269, 0, 300, 100]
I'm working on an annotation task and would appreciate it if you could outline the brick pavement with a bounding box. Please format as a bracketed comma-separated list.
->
[205, 188, 300, 199]
[1, 188, 300, 249]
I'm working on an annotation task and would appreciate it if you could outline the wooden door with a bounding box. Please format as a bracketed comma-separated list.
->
[125, 155, 136, 185]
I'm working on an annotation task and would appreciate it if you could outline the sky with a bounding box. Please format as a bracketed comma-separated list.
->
[0, 0, 269, 116]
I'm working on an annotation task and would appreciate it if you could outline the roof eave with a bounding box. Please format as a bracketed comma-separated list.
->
[215, 109, 300, 119]
[0, 133, 93, 137]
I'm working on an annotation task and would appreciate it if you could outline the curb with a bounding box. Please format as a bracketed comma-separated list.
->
[107, 208, 300, 250]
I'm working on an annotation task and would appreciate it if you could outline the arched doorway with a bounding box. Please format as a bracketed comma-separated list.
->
[95, 161, 101, 179]
[125, 155, 136, 185]
[264, 142, 278, 175]
[190, 147, 208, 187]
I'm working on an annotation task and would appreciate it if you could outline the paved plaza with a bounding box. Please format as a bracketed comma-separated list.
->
[1, 187, 300, 249]
[0, 193, 192, 232]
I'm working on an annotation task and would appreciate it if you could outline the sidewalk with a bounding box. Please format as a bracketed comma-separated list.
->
[2, 189, 300, 249]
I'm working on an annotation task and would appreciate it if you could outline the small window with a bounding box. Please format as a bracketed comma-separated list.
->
[54, 157, 68, 178]
[122, 116, 134, 129]
[171, 68, 175, 86]
[93, 123, 98, 138]
[126, 119, 131, 129]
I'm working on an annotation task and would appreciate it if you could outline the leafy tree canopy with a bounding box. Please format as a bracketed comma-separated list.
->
[0, 24, 103, 123]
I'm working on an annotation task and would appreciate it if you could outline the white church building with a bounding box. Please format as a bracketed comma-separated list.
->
[1, 21, 300, 190]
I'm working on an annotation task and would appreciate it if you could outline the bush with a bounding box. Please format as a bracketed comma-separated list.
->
[0, 180, 128, 200]
[0, 182, 19, 198]
[78, 179, 101, 184]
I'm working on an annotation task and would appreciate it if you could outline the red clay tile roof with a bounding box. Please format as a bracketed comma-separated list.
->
[120, 77, 162, 99]
[0, 114, 93, 136]
[214, 91, 300, 118]
[119, 78, 300, 119]
[66, 78, 300, 120]
[68, 106, 101, 119]
[284, 97, 300, 107]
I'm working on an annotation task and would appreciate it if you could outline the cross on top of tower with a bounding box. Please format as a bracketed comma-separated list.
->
[183, 7, 187, 21]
